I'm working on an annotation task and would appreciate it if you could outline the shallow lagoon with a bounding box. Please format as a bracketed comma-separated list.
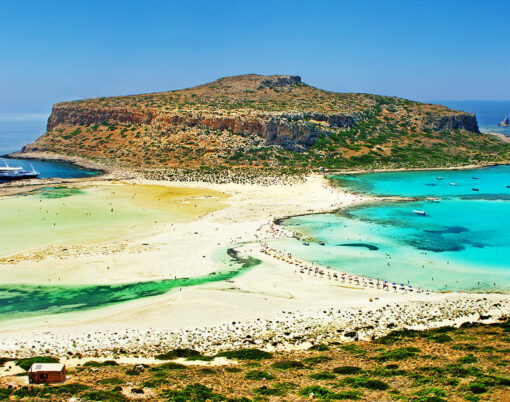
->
[278, 166, 510, 292]
[0, 183, 228, 258]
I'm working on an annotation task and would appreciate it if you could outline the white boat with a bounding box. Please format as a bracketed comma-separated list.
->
[436, 177, 443, 180]
[413, 210, 426, 216]
[0, 160, 39, 181]
[450, 182, 457, 186]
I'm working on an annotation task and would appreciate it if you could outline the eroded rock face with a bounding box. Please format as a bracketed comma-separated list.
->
[261, 75, 301, 88]
[46, 104, 358, 151]
[426, 114, 480, 133]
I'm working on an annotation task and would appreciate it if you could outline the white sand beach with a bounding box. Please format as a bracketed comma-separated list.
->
[0, 173, 509, 359]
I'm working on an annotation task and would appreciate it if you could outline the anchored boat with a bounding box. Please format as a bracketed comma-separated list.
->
[0, 160, 39, 181]
[413, 210, 426, 216]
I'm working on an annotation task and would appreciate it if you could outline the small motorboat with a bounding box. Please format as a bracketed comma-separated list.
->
[472, 177, 479, 179]
[413, 210, 426, 216]
[436, 177, 443, 180]
[472, 188, 479, 191]
[450, 182, 457, 186]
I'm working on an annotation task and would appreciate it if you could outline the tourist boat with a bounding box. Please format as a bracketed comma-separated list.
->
[413, 210, 426, 216]
[0, 161, 39, 181]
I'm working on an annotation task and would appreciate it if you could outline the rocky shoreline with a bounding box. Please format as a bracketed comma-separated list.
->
[1, 295, 508, 359]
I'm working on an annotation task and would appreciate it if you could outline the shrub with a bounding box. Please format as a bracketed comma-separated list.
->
[217, 348, 272, 361]
[98, 378, 124, 385]
[15, 356, 59, 371]
[83, 360, 118, 367]
[340, 344, 366, 355]
[428, 333, 453, 343]
[253, 385, 283, 396]
[245, 370, 275, 380]
[150, 362, 187, 371]
[155, 348, 201, 360]
[310, 371, 336, 380]
[468, 382, 488, 394]
[142, 379, 169, 387]
[271, 360, 304, 370]
[299, 385, 362, 400]
[186, 355, 215, 361]
[333, 366, 363, 375]
[225, 367, 242, 373]
[339, 376, 389, 390]
[458, 354, 477, 364]
[162, 383, 227, 401]
[302, 355, 333, 365]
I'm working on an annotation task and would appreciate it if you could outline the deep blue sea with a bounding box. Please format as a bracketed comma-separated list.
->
[0, 112, 97, 178]
[435, 100, 510, 136]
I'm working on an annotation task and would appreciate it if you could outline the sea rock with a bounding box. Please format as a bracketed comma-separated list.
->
[498, 117, 509, 127]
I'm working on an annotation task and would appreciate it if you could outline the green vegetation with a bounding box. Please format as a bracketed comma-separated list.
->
[2, 319, 509, 401]
[155, 348, 201, 360]
[245, 370, 275, 380]
[83, 360, 119, 368]
[375, 346, 421, 361]
[271, 360, 304, 370]
[15, 356, 59, 371]
[217, 348, 272, 361]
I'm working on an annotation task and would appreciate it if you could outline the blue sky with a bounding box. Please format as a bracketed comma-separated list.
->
[1, 0, 509, 112]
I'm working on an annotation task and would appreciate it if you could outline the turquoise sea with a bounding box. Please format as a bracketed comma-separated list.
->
[278, 165, 510, 293]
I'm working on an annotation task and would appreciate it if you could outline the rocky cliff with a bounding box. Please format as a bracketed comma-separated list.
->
[25, 74, 506, 171]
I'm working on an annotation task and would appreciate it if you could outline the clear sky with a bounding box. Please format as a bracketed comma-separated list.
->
[1, 0, 509, 112]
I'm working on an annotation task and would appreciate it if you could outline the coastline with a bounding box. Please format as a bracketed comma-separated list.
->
[0, 152, 509, 360]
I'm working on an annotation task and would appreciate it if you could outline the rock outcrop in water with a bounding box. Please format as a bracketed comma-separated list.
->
[499, 117, 509, 127]
[23, 73, 508, 171]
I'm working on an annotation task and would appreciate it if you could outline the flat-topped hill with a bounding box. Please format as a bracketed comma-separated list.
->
[23, 74, 510, 171]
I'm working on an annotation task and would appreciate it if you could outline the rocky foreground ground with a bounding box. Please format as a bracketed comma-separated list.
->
[1, 318, 509, 401]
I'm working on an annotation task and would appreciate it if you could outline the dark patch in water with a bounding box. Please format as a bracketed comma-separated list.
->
[425, 183, 437, 186]
[460, 193, 510, 201]
[405, 238, 466, 253]
[425, 226, 469, 235]
[338, 243, 379, 251]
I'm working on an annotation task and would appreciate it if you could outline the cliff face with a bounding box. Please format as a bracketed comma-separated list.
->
[427, 114, 480, 133]
[25, 73, 498, 170]
[46, 104, 359, 151]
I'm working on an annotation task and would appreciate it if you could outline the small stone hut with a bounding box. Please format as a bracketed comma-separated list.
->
[28, 363, 66, 384]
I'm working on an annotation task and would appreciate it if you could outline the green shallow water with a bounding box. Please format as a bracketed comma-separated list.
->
[0, 250, 260, 320]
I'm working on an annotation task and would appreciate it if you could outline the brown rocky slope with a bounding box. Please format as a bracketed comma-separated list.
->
[22, 74, 510, 172]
